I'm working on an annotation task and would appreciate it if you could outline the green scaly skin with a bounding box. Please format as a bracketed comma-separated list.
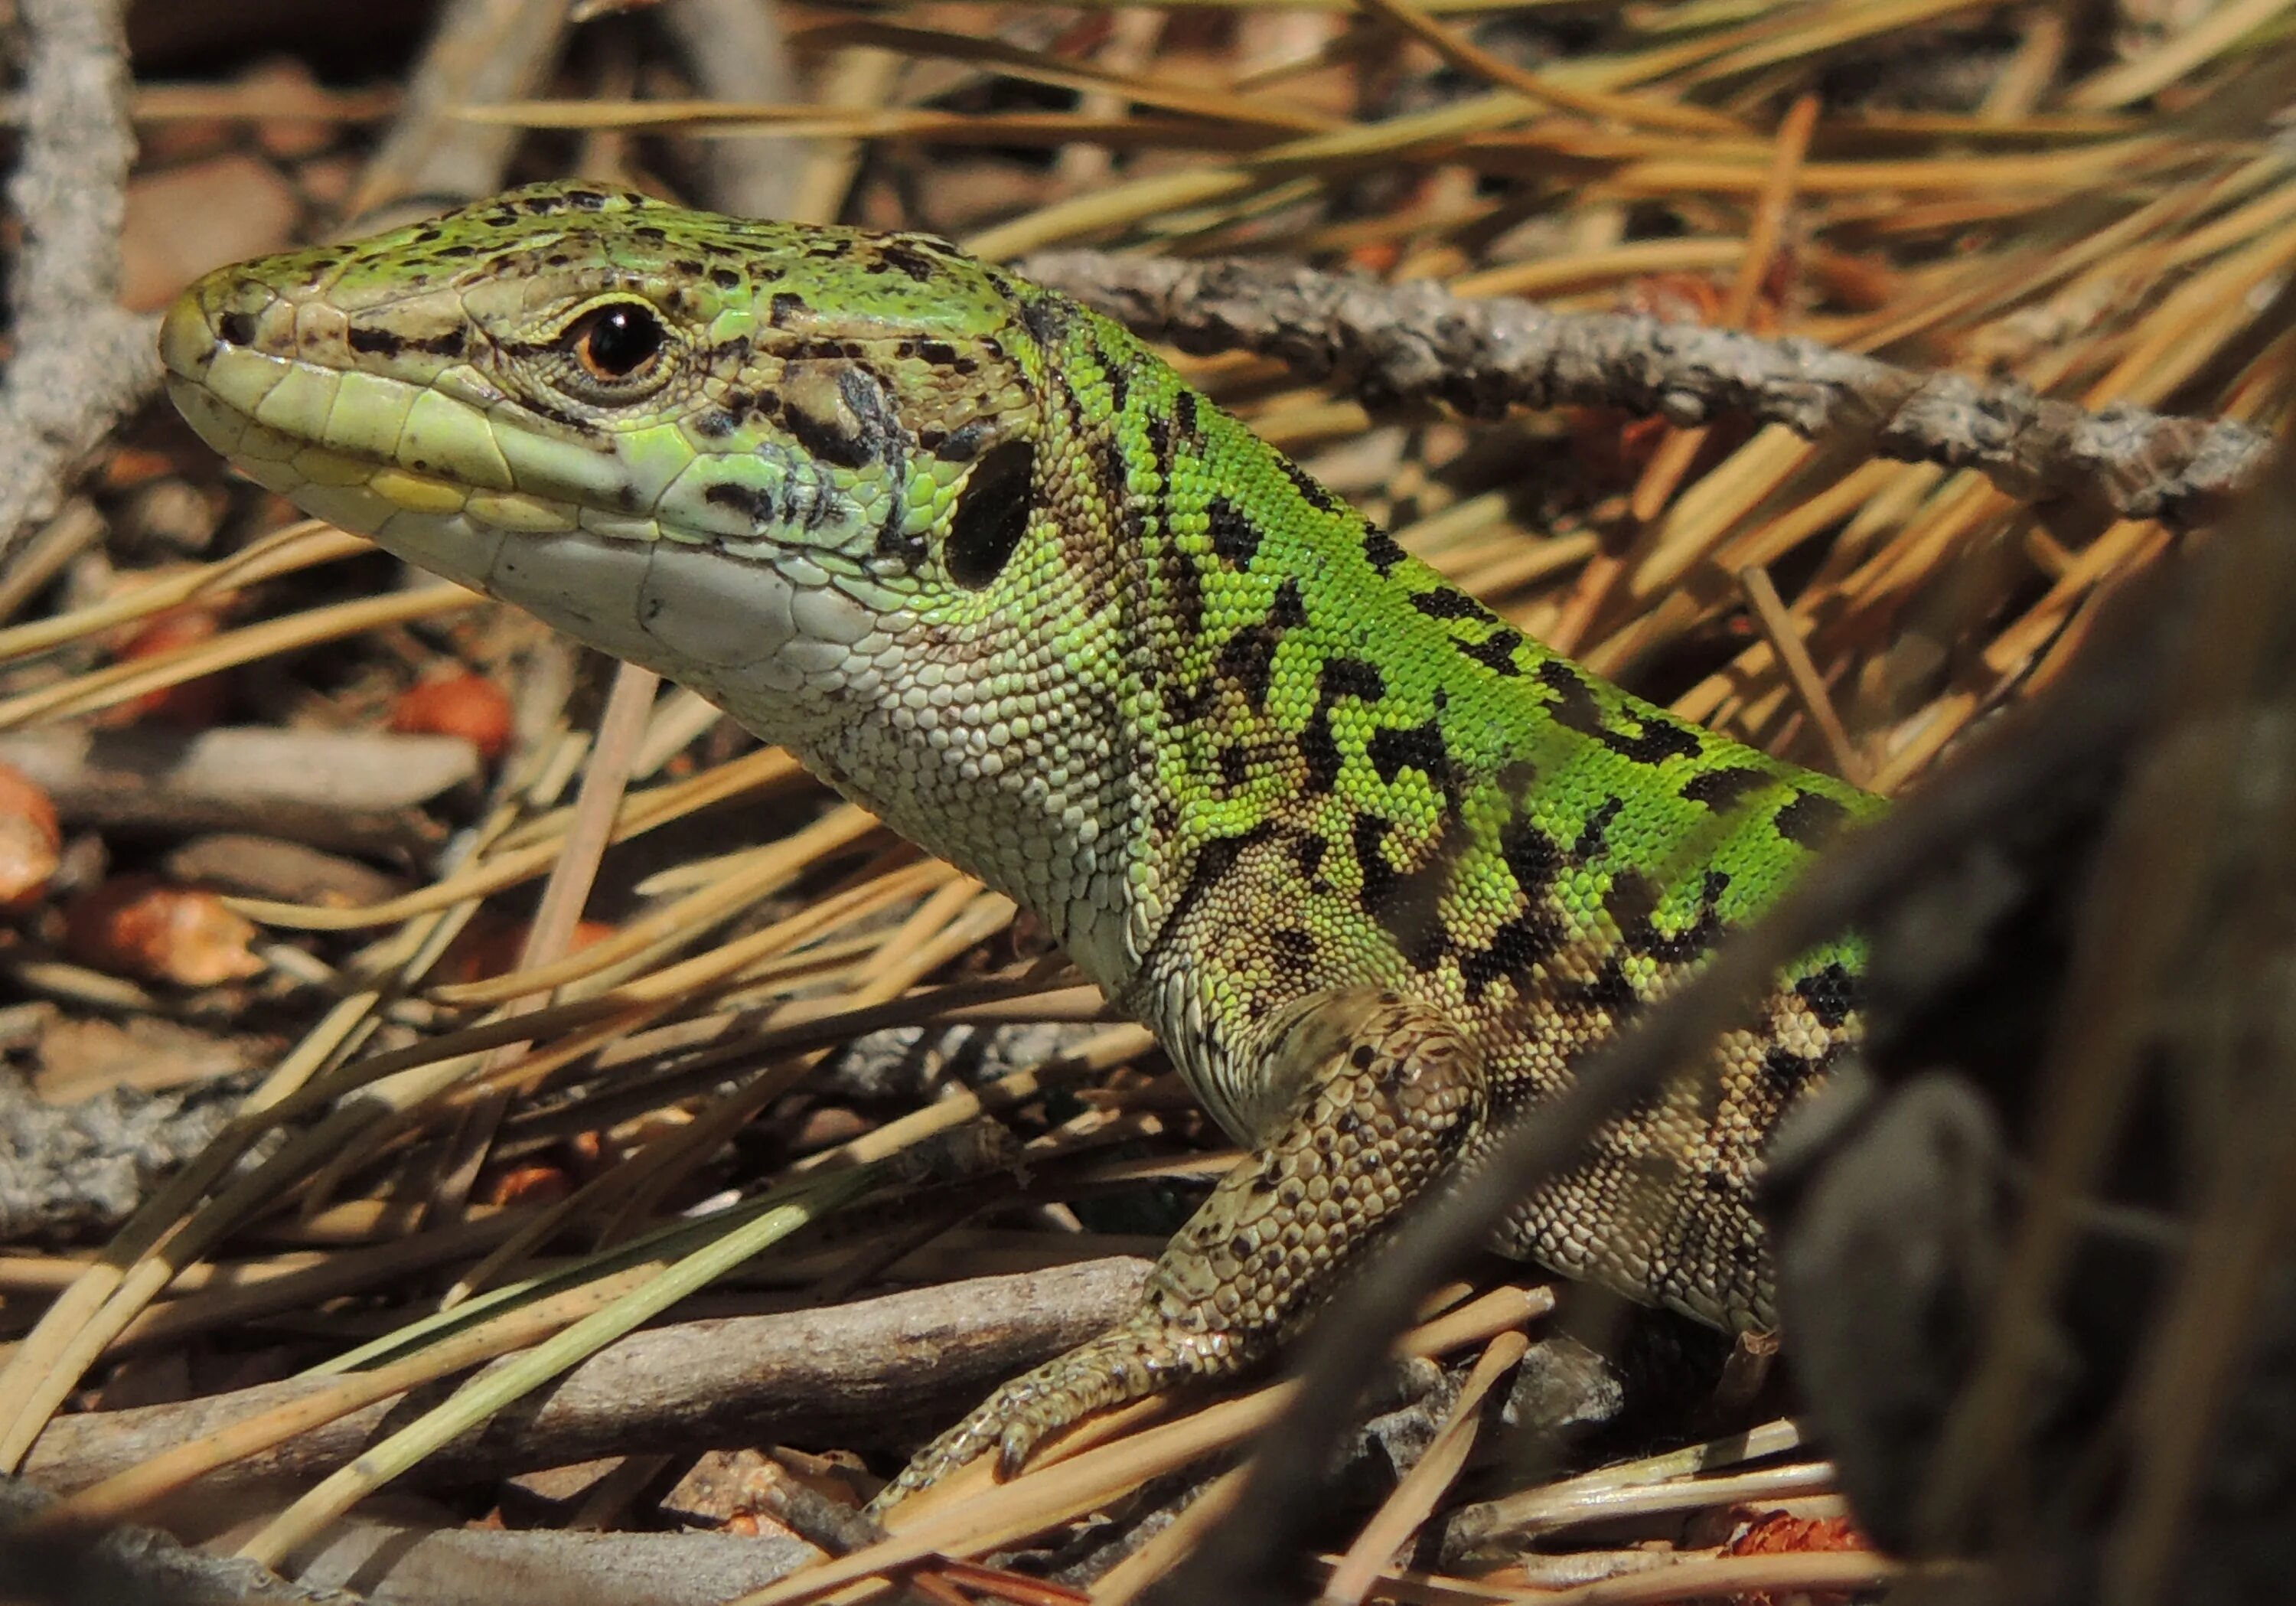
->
[158, 181, 1879, 1505]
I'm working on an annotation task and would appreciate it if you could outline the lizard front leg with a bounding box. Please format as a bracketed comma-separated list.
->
[871, 987, 1486, 1511]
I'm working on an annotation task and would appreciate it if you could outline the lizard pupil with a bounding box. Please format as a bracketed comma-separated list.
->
[568, 303, 664, 381]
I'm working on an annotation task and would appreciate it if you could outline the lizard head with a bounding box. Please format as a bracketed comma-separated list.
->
[158, 181, 1063, 650]
[161, 181, 1143, 974]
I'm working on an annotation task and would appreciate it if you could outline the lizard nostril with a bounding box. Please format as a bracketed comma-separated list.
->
[217, 310, 257, 348]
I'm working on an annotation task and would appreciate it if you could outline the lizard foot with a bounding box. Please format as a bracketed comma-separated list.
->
[868, 988, 1486, 1517]
[866, 1310, 1234, 1515]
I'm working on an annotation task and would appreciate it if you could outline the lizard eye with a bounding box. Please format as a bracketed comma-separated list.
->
[560, 302, 667, 387]
[945, 440, 1035, 589]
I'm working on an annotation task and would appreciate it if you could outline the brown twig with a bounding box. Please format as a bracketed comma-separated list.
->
[0, 0, 158, 572]
[1018, 252, 2271, 530]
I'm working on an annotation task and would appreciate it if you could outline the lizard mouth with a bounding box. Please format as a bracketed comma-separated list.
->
[160, 282, 655, 553]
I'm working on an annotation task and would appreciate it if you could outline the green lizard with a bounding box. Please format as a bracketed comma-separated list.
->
[158, 181, 1877, 1504]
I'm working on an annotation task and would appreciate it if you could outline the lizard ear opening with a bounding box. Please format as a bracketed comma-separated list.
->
[945, 439, 1035, 589]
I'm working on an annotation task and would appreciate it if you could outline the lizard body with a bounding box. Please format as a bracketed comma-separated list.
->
[158, 181, 1878, 1499]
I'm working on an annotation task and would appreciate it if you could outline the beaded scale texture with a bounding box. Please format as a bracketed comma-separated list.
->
[158, 181, 1878, 1500]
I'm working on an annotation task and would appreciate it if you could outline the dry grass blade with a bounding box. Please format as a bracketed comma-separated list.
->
[223, 746, 806, 929]
[0, 520, 363, 662]
[0, 583, 481, 731]
[1320, 1329, 1530, 1606]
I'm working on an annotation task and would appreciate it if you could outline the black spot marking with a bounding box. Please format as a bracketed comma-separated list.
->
[1270, 926, 1317, 966]
[1352, 812, 1469, 971]
[915, 339, 959, 367]
[768, 291, 808, 325]
[1282, 458, 1342, 514]
[946, 439, 1035, 589]
[782, 371, 877, 471]
[694, 410, 738, 439]
[1215, 578, 1306, 710]
[1411, 587, 1502, 624]
[1795, 962, 1856, 1030]
[1162, 674, 1212, 731]
[1367, 718, 1455, 805]
[1173, 389, 1199, 440]
[1536, 661, 1704, 765]
[704, 481, 778, 525]
[515, 393, 603, 439]
[1758, 1043, 1824, 1104]
[1570, 796, 1623, 861]
[1615, 868, 1730, 965]
[1682, 766, 1774, 812]
[1292, 833, 1328, 885]
[1458, 628, 1525, 677]
[1774, 790, 1852, 850]
[670, 257, 704, 278]
[1163, 535, 1206, 646]
[1104, 359, 1128, 414]
[1556, 952, 1640, 1017]
[1144, 412, 1174, 486]
[1459, 815, 1569, 997]
[1019, 294, 1071, 348]
[1094, 433, 1133, 530]
[347, 325, 404, 357]
[1362, 527, 1408, 576]
[932, 421, 989, 463]
[1217, 743, 1251, 792]
[1207, 495, 1261, 568]
[1301, 659, 1386, 793]
[709, 266, 740, 289]
[874, 240, 941, 282]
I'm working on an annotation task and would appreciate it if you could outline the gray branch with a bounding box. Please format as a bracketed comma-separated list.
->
[1019, 252, 2271, 531]
[26, 1258, 1149, 1493]
[1, 1480, 360, 1606]
[0, 0, 159, 569]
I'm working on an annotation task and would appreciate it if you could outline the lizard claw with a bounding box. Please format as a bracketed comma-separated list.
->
[867, 1317, 1219, 1516]
[863, 1378, 1059, 1516]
